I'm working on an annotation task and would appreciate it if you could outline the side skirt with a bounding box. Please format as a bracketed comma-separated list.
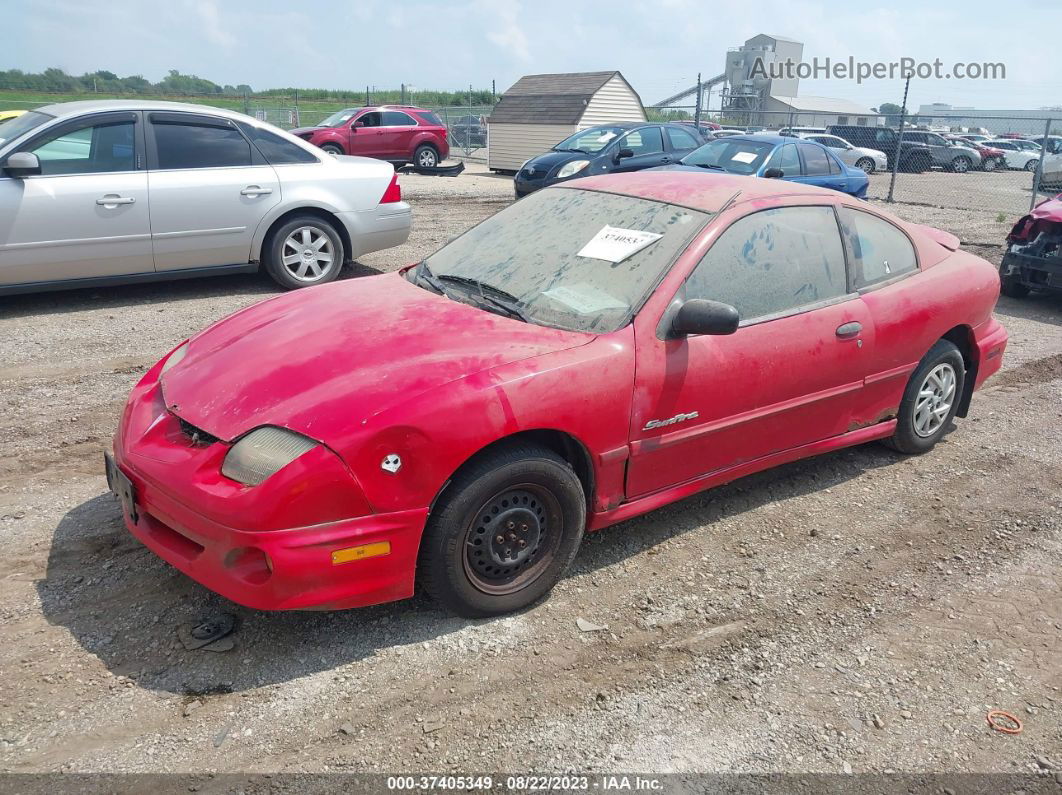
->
[587, 420, 897, 532]
[0, 264, 260, 297]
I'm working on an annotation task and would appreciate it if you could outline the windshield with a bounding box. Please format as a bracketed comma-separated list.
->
[553, 126, 627, 154]
[681, 139, 775, 175]
[411, 188, 708, 333]
[320, 108, 361, 127]
[0, 110, 54, 148]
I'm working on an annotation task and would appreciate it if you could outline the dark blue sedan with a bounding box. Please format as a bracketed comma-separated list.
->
[670, 134, 869, 198]
[513, 122, 705, 197]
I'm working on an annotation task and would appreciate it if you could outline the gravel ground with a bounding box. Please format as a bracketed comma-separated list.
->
[1, 164, 1060, 779]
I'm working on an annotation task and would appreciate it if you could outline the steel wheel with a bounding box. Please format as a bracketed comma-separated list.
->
[462, 484, 562, 596]
[281, 226, 335, 283]
[913, 363, 957, 438]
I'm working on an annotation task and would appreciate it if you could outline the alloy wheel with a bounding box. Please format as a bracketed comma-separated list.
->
[281, 226, 335, 283]
[913, 363, 956, 438]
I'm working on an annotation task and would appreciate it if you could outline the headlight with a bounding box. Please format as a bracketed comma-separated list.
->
[556, 159, 590, 179]
[221, 426, 319, 486]
[160, 341, 189, 374]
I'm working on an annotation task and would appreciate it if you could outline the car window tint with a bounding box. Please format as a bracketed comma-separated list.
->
[381, 111, 417, 126]
[828, 151, 842, 174]
[153, 122, 251, 169]
[799, 144, 831, 176]
[766, 143, 800, 176]
[244, 126, 318, 164]
[621, 127, 663, 155]
[686, 206, 847, 321]
[666, 127, 700, 150]
[418, 111, 444, 126]
[30, 121, 135, 176]
[357, 112, 382, 127]
[837, 207, 918, 288]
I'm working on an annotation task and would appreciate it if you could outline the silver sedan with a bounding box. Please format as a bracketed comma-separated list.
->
[800, 133, 888, 174]
[0, 100, 411, 294]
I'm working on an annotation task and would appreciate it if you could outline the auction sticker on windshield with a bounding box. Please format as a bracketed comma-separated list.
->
[542, 283, 628, 314]
[731, 151, 758, 164]
[577, 226, 663, 263]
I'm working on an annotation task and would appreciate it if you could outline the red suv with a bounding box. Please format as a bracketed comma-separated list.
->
[291, 106, 449, 168]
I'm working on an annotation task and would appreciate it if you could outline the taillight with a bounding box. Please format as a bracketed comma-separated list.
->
[380, 173, 401, 204]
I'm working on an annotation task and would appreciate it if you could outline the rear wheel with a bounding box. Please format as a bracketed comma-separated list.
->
[418, 443, 585, 617]
[855, 157, 875, 174]
[950, 156, 971, 173]
[883, 340, 965, 455]
[982, 157, 997, 172]
[1024, 159, 1039, 172]
[320, 143, 344, 156]
[414, 144, 439, 168]
[263, 216, 344, 290]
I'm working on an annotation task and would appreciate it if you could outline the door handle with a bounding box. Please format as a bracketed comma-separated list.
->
[836, 321, 863, 338]
[240, 186, 273, 197]
[96, 195, 135, 206]
[661, 156, 672, 164]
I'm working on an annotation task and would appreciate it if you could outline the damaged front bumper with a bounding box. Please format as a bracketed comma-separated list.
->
[1001, 223, 1062, 292]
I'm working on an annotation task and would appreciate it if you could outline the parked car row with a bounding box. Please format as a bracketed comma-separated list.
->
[290, 104, 450, 168]
[0, 100, 412, 294]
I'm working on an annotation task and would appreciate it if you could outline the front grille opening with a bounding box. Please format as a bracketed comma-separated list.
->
[177, 417, 220, 447]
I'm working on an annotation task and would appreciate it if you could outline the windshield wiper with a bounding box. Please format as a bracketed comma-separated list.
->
[691, 162, 725, 170]
[554, 147, 587, 154]
[436, 275, 531, 322]
[413, 262, 452, 298]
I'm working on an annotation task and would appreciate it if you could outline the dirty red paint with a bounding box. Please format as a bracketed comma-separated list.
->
[112, 173, 1007, 611]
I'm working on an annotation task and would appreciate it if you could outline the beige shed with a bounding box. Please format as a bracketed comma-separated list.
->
[487, 71, 646, 172]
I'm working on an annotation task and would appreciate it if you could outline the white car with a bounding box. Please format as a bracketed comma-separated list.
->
[0, 100, 412, 294]
[1038, 137, 1062, 186]
[710, 129, 746, 138]
[797, 133, 888, 174]
[985, 139, 1042, 171]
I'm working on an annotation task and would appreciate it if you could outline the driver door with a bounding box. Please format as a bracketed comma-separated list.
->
[348, 111, 386, 158]
[612, 127, 671, 171]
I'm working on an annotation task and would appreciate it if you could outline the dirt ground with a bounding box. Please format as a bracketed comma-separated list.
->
[0, 164, 1060, 779]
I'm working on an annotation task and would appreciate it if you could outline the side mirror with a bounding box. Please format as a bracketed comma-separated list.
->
[615, 148, 635, 162]
[763, 167, 784, 178]
[4, 151, 41, 178]
[671, 299, 739, 337]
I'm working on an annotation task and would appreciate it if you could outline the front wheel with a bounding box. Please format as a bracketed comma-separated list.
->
[1024, 159, 1039, 172]
[320, 143, 344, 156]
[883, 340, 965, 455]
[414, 144, 439, 168]
[263, 216, 344, 290]
[982, 157, 997, 172]
[418, 443, 586, 617]
[855, 157, 875, 174]
[950, 156, 971, 173]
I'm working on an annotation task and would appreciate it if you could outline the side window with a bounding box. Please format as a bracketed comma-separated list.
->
[828, 151, 842, 175]
[356, 112, 382, 127]
[838, 207, 918, 289]
[417, 111, 444, 126]
[153, 122, 252, 169]
[621, 127, 663, 155]
[243, 125, 319, 164]
[380, 111, 417, 126]
[766, 143, 800, 175]
[666, 127, 700, 150]
[799, 143, 831, 176]
[30, 120, 135, 176]
[686, 206, 848, 321]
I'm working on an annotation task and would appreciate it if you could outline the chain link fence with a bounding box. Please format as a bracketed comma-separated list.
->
[647, 105, 1062, 221]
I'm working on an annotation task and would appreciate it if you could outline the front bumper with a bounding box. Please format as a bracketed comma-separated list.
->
[111, 374, 427, 611]
[1001, 228, 1062, 292]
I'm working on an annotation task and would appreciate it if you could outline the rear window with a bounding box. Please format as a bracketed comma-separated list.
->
[417, 111, 444, 127]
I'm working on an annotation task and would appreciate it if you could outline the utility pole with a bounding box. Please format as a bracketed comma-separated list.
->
[887, 76, 911, 203]
[492, 79, 496, 101]
[693, 72, 702, 128]
[1031, 117, 1053, 211]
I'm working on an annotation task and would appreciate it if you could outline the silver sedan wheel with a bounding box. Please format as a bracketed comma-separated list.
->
[281, 226, 335, 283]
[913, 363, 956, 438]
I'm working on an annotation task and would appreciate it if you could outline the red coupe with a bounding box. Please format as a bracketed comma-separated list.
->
[290, 105, 449, 168]
[108, 173, 1007, 617]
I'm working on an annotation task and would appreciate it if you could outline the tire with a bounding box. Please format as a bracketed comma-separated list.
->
[982, 157, 997, 172]
[320, 143, 344, 156]
[413, 144, 439, 168]
[882, 340, 966, 455]
[263, 215, 345, 290]
[999, 260, 1030, 298]
[950, 156, 971, 173]
[855, 157, 875, 174]
[418, 443, 586, 618]
[1024, 159, 1039, 172]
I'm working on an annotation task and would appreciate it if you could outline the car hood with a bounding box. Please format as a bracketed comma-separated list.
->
[161, 273, 593, 443]
[525, 150, 594, 173]
[288, 125, 330, 136]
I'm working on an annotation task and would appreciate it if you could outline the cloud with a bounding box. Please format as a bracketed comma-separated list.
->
[476, 0, 531, 63]
[188, 0, 236, 49]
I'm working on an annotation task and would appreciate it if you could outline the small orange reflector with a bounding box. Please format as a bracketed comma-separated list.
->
[331, 541, 391, 565]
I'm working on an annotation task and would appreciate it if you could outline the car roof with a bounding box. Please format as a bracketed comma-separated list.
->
[562, 170, 850, 214]
[32, 99, 257, 123]
[717, 134, 792, 145]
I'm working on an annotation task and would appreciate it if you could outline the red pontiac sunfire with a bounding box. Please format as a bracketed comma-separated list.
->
[108, 172, 1007, 618]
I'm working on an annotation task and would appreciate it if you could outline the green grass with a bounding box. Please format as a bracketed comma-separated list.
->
[0, 89, 356, 114]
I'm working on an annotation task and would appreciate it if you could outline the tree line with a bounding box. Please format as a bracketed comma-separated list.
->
[0, 68, 496, 105]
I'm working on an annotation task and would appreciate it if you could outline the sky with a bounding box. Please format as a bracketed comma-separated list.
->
[6, 0, 1061, 112]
